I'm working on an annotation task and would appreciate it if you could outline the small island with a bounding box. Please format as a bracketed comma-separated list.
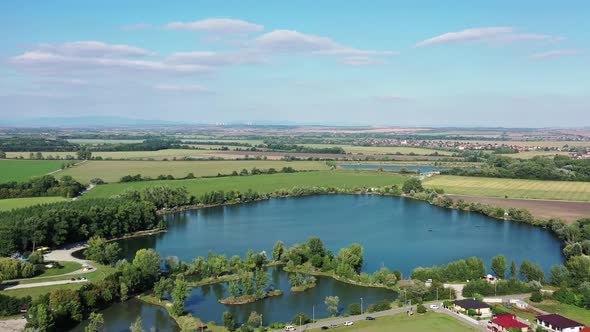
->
[289, 273, 317, 292]
[218, 269, 283, 305]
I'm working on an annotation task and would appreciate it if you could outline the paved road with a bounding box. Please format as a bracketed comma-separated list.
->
[3, 278, 87, 290]
[269, 302, 485, 332]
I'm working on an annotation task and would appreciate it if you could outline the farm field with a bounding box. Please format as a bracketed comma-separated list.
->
[67, 138, 144, 145]
[58, 160, 331, 183]
[180, 138, 264, 145]
[5, 149, 216, 160]
[460, 140, 590, 148]
[499, 151, 571, 159]
[309, 312, 478, 332]
[302, 143, 453, 155]
[424, 175, 590, 201]
[83, 171, 407, 199]
[0, 159, 65, 182]
[0, 197, 67, 211]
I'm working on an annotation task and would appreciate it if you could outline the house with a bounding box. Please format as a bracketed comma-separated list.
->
[536, 314, 584, 332]
[509, 299, 529, 309]
[453, 299, 492, 317]
[489, 314, 529, 332]
[580, 327, 590, 332]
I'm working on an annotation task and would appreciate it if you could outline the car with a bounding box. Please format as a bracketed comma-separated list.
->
[70, 278, 75, 281]
[344, 321, 353, 326]
[365, 316, 375, 320]
[330, 324, 338, 328]
[285, 326, 296, 331]
[429, 304, 439, 309]
[321, 327, 329, 330]
[81, 277, 87, 281]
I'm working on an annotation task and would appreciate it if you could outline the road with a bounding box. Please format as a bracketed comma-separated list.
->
[269, 302, 486, 332]
[2, 278, 88, 290]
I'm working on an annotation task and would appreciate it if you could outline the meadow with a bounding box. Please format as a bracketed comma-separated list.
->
[424, 175, 590, 201]
[531, 301, 590, 326]
[82, 171, 407, 199]
[499, 151, 572, 159]
[310, 312, 478, 332]
[0, 159, 65, 182]
[5, 149, 216, 160]
[0, 197, 67, 211]
[58, 160, 331, 183]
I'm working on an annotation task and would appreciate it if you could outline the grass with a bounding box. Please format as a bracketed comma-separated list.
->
[309, 312, 478, 331]
[0, 197, 67, 211]
[34, 261, 82, 278]
[6, 149, 215, 161]
[57, 160, 331, 183]
[0, 159, 65, 182]
[531, 301, 590, 326]
[1, 263, 116, 298]
[499, 151, 571, 159]
[83, 170, 407, 199]
[424, 175, 590, 201]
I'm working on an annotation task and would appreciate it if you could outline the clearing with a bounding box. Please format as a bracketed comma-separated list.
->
[0, 159, 65, 182]
[57, 160, 331, 183]
[424, 175, 590, 201]
[83, 171, 407, 199]
[0, 197, 67, 211]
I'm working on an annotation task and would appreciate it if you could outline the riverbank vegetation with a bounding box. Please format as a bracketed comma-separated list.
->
[0, 175, 84, 199]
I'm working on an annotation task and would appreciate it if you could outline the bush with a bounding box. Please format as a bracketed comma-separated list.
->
[530, 291, 543, 303]
[348, 303, 361, 315]
[292, 312, 311, 325]
[417, 304, 427, 313]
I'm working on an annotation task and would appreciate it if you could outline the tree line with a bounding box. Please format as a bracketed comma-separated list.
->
[0, 175, 85, 199]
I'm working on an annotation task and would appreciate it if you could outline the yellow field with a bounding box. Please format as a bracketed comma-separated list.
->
[57, 160, 331, 183]
[424, 175, 590, 201]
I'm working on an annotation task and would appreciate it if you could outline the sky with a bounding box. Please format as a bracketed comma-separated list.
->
[0, 0, 589, 127]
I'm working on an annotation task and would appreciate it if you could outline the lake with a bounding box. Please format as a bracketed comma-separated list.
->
[82, 194, 563, 330]
[340, 164, 447, 172]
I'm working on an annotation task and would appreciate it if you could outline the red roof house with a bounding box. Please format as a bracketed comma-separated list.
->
[489, 314, 529, 332]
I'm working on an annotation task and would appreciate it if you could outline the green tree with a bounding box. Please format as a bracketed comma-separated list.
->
[153, 277, 173, 302]
[0, 151, 6, 159]
[566, 255, 590, 286]
[132, 249, 162, 287]
[228, 279, 241, 298]
[223, 311, 237, 331]
[520, 260, 545, 283]
[417, 303, 427, 313]
[26, 303, 54, 332]
[130, 317, 145, 332]
[84, 236, 121, 266]
[272, 240, 285, 261]
[325, 296, 339, 316]
[510, 260, 518, 280]
[491, 255, 507, 279]
[402, 178, 424, 194]
[292, 312, 311, 325]
[171, 276, 189, 316]
[254, 269, 269, 299]
[85, 312, 104, 332]
[348, 303, 361, 315]
[247, 311, 262, 328]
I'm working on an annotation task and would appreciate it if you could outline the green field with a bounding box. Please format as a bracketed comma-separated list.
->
[6, 149, 216, 161]
[424, 175, 590, 201]
[499, 151, 571, 159]
[0, 159, 65, 182]
[310, 312, 478, 331]
[58, 160, 331, 183]
[67, 138, 145, 145]
[531, 302, 590, 325]
[0, 197, 67, 211]
[83, 171, 407, 199]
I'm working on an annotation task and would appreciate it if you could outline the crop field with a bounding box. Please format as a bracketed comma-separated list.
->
[6, 149, 217, 160]
[67, 138, 145, 145]
[424, 175, 590, 201]
[83, 171, 407, 199]
[499, 151, 571, 159]
[462, 140, 590, 148]
[58, 160, 331, 183]
[0, 197, 67, 211]
[302, 144, 453, 155]
[0, 159, 65, 182]
[180, 139, 264, 145]
[310, 312, 478, 332]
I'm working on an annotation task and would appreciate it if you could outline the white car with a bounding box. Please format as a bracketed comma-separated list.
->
[285, 326, 296, 331]
[429, 304, 439, 309]
[344, 321, 354, 326]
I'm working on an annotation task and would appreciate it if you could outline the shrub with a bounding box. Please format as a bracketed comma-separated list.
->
[417, 304, 427, 313]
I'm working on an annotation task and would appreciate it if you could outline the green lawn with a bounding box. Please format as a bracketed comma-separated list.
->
[0, 159, 65, 182]
[424, 175, 590, 201]
[58, 160, 331, 183]
[34, 261, 82, 278]
[532, 301, 590, 326]
[310, 312, 478, 331]
[83, 171, 407, 199]
[0, 196, 67, 211]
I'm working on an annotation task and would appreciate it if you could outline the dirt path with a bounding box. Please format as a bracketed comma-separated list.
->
[0, 318, 26, 332]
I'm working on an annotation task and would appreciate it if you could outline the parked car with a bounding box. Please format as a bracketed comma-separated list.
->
[330, 324, 338, 328]
[429, 304, 439, 309]
[321, 327, 329, 330]
[285, 326, 296, 331]
[344, 321, 353, 326]
[366, 316, 375, 320]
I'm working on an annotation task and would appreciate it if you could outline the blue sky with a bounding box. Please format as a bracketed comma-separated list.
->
[1, 0, 588, 127]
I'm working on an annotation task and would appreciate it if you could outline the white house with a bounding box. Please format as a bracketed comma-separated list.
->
[536, 314, 584, 332]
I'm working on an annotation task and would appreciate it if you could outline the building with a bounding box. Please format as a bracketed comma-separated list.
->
[489, 314, 529, 332]
[453, 299, 492, 317]
[536, 314, 584, 332]
[510, 299, 529, 309]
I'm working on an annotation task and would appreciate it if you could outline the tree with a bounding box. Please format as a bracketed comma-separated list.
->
[510, 260, 518, 281]
[84, 236, 121, 266]
[348, 303, 361, 315]
[520, 260, 545, 283]
[254, 269, 269, 299]
[153, 277, 173, 302]
[550, 265, 569, 286]
[292, 312, 311, 325]
[402, 178, 423, 194]
[566, 255, 590, 286]
[417, 303, 427, 313]
[130, 317, 145, 332]
[0, 151, 6, 159]
[247, 311, 262, 328]
[228, 279, 241, 297]
[325, 296, 339, 316]
[223, 311, 237, 331]
[272, 240, 285, 261]
[171, 276, 189, 316]
[132, 249, 162, 287]
[26, 303, 54, 332]
[530, 291, 543, 303]
[491, 255, 507, 279]
[85, 312, 104, 332]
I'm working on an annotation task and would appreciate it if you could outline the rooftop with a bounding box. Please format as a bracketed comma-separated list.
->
[492, 314, 528, 329]
[453, 299, 490, 310]
[536, 314, 583, 329]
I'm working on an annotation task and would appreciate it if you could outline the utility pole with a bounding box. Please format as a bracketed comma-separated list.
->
[436, 287, 439, 301]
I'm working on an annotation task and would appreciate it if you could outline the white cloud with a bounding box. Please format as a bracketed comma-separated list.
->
[339, 56, 385, 66]
[255, 30, 397, 56]
[34, 41, 157, 57]
[10, 51, 210, 73]
[164, 18, 263, 34]
[167, 51, 264, 66]
[415, 27, 559, 47]
[121, 23, 152, 31]
[529, 49, 583, 60]
[154, 84, 210, 92]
